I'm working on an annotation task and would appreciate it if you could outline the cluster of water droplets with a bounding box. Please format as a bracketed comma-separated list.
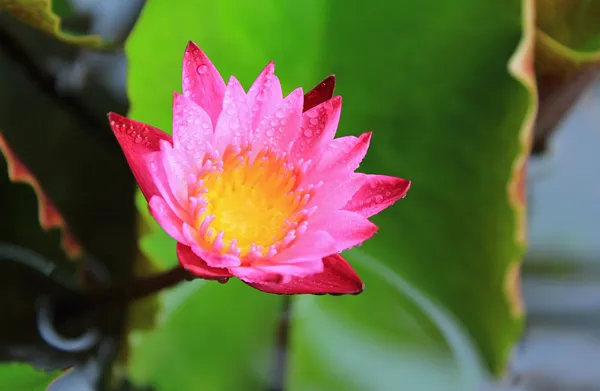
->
[294, 98, 336, 154]
[110, 119, 152, 147]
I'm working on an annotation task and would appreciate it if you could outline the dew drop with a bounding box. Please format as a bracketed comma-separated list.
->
[374, 195, 384, 203]
[269, 118, 279, 127]
[303, 128, 313, 137]
[305, 109, 319, 118]
[274, 108, 286, 119]
[217, 278, 230, 284]
[196, 64, 208, 74]
[309, 118, 318, 126]
[266, 128, 275, 137]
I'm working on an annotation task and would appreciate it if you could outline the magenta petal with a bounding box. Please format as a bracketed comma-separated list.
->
[345, 174, 411, 218]
[252, 87, 303, 153]
[108, 112, 172, 200]
[182, 41, 226, 126]
[148, 196, 186, 244]
[243, 254, 364, 295]
[172, 92, 215, 163]
[176, 243, 233, 280]
[303, 75, 336, 112]
[213, 76, 252, 150]
[247, 61, 283, 128]
[313, 210, 378, 253]
[316, 131, 372, 174]
[291, 96, 342, 161]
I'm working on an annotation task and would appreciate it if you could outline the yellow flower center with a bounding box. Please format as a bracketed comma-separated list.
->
[191, 146, 315, 259]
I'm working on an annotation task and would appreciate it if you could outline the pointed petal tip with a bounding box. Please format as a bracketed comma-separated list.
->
[303, 75, 337, 112]
[185, 40, 200, 51]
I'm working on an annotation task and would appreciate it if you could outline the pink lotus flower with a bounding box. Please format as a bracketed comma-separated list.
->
[108, 41, 410, 295]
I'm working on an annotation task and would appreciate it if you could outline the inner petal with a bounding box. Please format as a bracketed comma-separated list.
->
[188, 145, 316, 261]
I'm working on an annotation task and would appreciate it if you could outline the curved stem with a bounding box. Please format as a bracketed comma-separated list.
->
[58, 265, 190, 320]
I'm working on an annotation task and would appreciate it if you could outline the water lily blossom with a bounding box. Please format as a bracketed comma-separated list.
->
[108, 41, 410, 295]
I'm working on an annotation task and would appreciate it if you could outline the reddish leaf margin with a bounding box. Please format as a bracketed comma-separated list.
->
[0, 132, 82, 259]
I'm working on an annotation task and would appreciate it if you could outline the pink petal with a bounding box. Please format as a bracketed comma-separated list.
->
[243, 254, 364, 295]
[148, 196, 186, 243]
[305, 173, 367, 218]
[231, 258, 323, 284]
[213, 76, 252, 151]
[107, 112, 172, 200]
[176, 243, 233, 280]
[291, 96, 342, 161]
[146, 150, 186, 220]
[182, 41, 226, 126]
[312, 210, 378, 253]
[181, 223, 243, 268]
[345, 174, 411, 218]
[272, 230, 337, 263]
[159, 140, 194, 207]
[315, 131, 372, 174]
[247, 62, 283, 128]
[172, 92, 215, 163]
[252, 88, 303, 153]
[303, 75, 336, 112]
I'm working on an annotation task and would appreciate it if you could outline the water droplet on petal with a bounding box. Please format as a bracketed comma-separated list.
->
[196, 64, 208, 74]
[374, 195, 384, 203]
[303, 128, 313, 137]
[266, 128, 274, 137]
[275, 108, 285, 119]
[217, 278, 230, 284]
[306, 109, 319, 118]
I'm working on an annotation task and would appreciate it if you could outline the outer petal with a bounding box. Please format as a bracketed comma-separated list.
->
[176, 243, 233, 280]
[305, 173, 366, 219]
[345, 174, 412, 218]
[252, 88, 303, 153]
[271, 230, 337, 264]
[301, 132, 372, 214]
[148, 196, 186, 244]
[108, 112, 172, 200]
[213, 76, 252, 151]
[314, 131, 372, 174]
[146, 149, 186, 220]
[182, 41, 226, 126]
[291, 96, 342, 161]
[311, 210, 378, 253]
[247, 61, 283, 127]
[172, 92, 215, 163]
[243, 254, 364, 295]
[159, 140, 195, 208]
[303, 75, 336, 112]
[231, 259, 323, 285]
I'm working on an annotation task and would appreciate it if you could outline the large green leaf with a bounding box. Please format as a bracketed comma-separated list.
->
[124, 0, 535, 388]
[0, 363, 60, 391]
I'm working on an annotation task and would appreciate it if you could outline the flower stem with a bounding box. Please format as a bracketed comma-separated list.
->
[57, 265, 189, 322]
[270, 296, 292, 391]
